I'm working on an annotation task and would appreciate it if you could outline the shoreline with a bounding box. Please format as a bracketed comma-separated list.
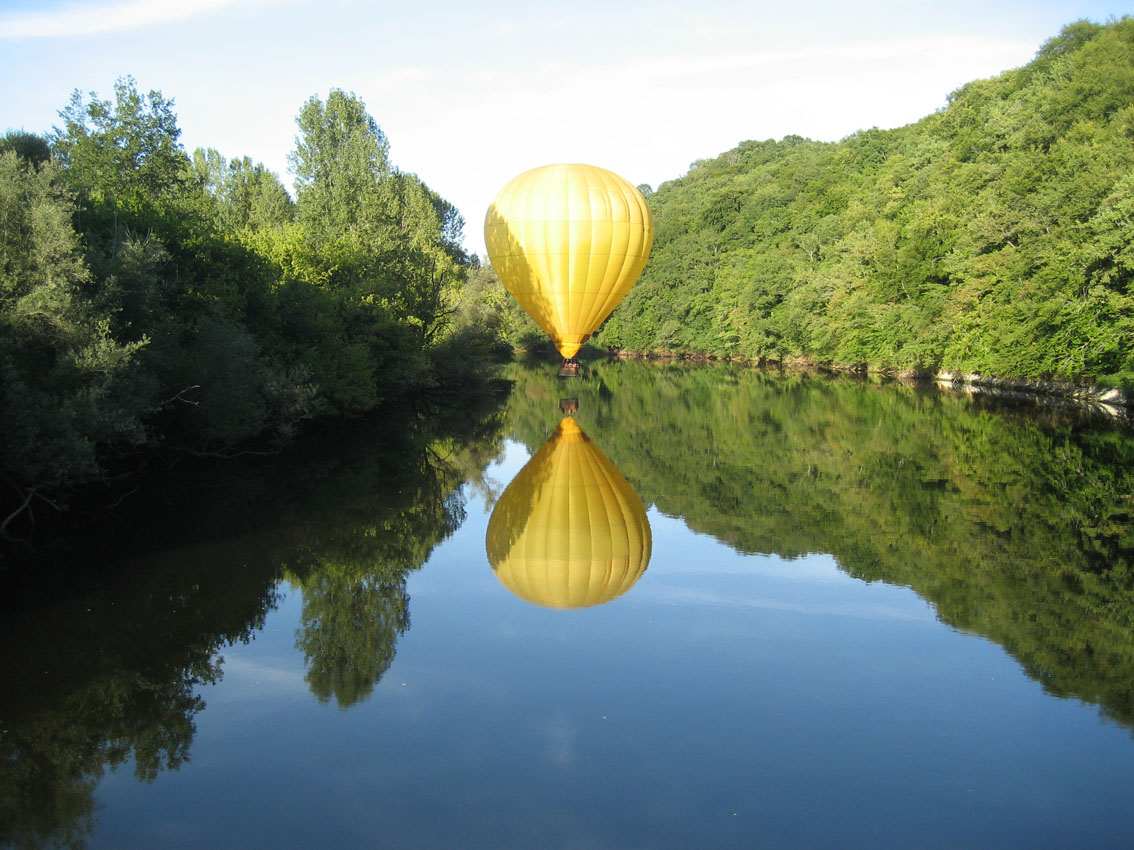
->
[604, 349, 1131, 420]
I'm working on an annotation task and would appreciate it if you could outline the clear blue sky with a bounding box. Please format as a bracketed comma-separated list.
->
[1, 0, 1126, 254]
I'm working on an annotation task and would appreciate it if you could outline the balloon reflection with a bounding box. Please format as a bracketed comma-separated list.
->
[486, 418, 651, 608]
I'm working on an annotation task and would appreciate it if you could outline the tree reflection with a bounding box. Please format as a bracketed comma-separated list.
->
[503, 357, 1134, 728]
[0, 543, 279, 850]
[295, 569, 409, 707]
[0, 392, 508, 847]
[285, 413, 499, 708]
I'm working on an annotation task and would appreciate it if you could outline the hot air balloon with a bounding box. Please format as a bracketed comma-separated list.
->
[486, 417, 652, 609]
[484, 163, 654, 362]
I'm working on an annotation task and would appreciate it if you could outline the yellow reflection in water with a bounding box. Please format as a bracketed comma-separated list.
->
[486, 418, 652, 608]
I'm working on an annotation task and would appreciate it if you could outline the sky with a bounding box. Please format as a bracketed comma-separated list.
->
[0, 0, 1127, 255]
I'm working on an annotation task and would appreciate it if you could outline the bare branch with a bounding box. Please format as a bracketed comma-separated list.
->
[168, 445, 280, 460]
[1, 484, 42, 537]
[106, 483, 142, 510]
[162, 385, 201, 406]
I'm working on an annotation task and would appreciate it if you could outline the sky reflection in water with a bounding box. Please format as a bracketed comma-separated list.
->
[96, 436, 1134, 850]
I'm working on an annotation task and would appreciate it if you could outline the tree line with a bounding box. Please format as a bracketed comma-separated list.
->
[589, 18, 1134, 391]
[0, 79, 503, 541]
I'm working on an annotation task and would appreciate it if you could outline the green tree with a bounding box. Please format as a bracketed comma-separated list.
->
[288, 89, 464, 337]
[0, 130, 51, 167]
[52, 76, 189, 216]
[0, 151, 145, 532]
[221, 154, 294, 232]
[289, 89, 391, 238]
[191, 147, 294, 233]
[277, 89, 472, 404]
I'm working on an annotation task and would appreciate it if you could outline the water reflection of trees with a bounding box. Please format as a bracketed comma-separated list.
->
[0, 393, 507, 848]
[0, 541, 280, 850]
[285, 428, 492, 707]
[504, 357, 1134, 729]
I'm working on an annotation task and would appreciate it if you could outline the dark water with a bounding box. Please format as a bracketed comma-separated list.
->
[2, 359, 1133, 849]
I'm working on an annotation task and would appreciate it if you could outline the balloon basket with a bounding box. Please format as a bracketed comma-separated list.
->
[558, 359, 581, 378]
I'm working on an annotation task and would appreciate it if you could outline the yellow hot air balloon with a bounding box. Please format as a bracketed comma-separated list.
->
[484, 163, 654, 360]
[486, 417, 652, 609]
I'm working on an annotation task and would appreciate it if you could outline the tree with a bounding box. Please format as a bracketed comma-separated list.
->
[282, 89, 468, 397]
[599, 16, 1134, 385]
[0, 130, 51, 167]
[192, 147, 294, 233]
[0, 151, 145, 531]
[289, 89, 390, 238]
[223, 155, 294, 232]
[51, 76, 189, 214]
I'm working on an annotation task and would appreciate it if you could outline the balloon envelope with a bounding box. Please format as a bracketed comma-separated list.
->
[484, 163, 654, 358]
[486, 418, 652, 608]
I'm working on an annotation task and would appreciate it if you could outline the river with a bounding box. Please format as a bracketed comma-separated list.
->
[2, 357, 1132, 849]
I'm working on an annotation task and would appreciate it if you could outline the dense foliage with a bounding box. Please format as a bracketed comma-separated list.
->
[595, 19, 1134, 389]
[1, 79, 495, 542]
[502, 358, 1134, 729]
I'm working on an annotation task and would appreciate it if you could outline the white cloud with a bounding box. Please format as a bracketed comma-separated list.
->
[0, 0, 278, 39]
[209, 655, 308, 703]
[638, 585, 937, 623]
[361, 33, 1034, 255]
[0, 0, 1066, 259]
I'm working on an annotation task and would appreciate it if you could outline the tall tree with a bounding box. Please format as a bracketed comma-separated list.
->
[0, 151, 144, 522]
[192, 147, 294, 233]
[52, 76, 189, 214]
[289, 88, 390, 239]
[285, 89, 466, 361]
[223, 155, 294, 232]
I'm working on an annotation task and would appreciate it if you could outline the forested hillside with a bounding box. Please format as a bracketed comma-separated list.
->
[596, 19, 1134, 389]
[1, 80, 498, 541]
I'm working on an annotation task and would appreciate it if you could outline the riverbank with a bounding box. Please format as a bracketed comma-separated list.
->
[0, 375, 511, 567]
[605, 349, 1132, 420]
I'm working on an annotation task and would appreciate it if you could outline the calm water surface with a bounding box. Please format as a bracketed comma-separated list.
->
[2, 359, 1133, 849]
